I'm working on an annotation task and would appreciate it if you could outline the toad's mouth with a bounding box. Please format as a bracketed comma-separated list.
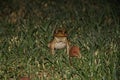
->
[56, 40, 65, 43]
[57, 41, 66, 44]
[58, 41, 63, 42]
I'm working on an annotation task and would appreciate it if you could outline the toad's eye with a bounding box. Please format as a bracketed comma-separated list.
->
[64, 31, 67, 34]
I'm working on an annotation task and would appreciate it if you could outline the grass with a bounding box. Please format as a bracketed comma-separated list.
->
[0, 0, 120, 80]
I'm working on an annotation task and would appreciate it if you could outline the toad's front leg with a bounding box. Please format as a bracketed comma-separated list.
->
[48, 41, 55, 55]
[51, 43, 55, 55]
[66, 41, 70, 55]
